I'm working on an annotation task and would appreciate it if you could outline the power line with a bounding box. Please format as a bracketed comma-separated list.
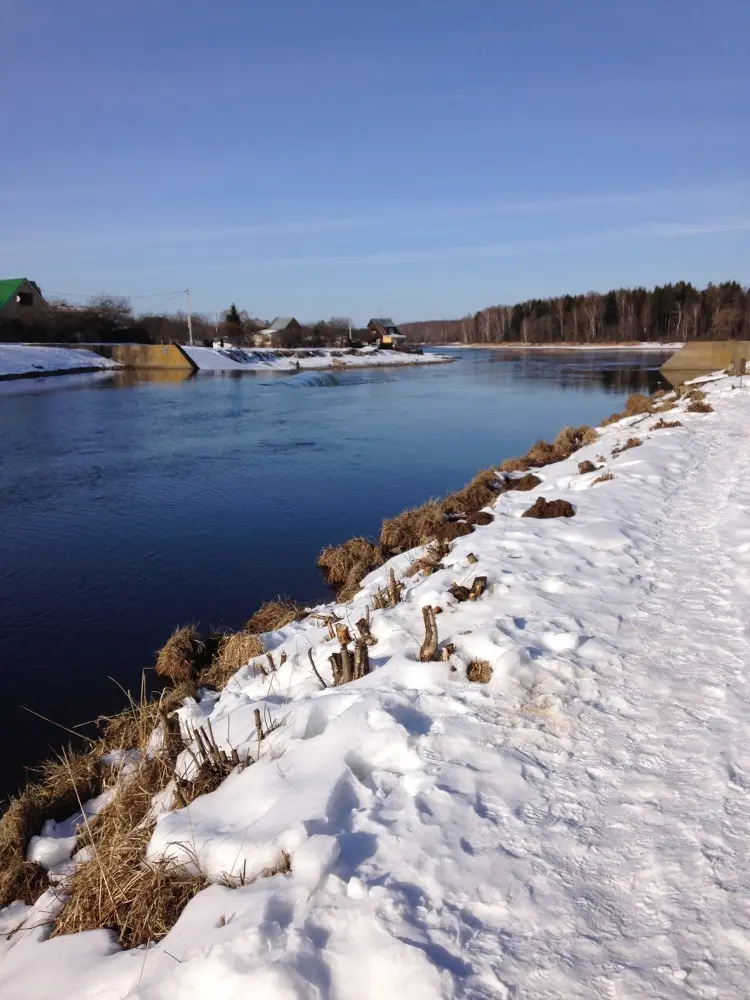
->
[45, 288, 187, 301]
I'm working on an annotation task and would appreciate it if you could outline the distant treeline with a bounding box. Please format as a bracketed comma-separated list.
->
[401, 281, 749, 344]
[0, 297, 369, 349]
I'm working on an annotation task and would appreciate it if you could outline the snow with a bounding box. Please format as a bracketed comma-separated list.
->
[3, 373, 750, 998]
[0, 345, 121, 378]
[182, 345, 448, 372]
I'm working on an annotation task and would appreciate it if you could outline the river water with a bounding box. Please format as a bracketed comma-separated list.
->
[0, 348, 669, 796]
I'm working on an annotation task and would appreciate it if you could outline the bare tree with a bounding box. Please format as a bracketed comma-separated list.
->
[87, 294, 132, 328]
[583, 293, 601, 342]
[555, 298, 566, 341]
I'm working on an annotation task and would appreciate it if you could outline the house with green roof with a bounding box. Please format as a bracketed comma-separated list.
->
[0, 278, 47, 322]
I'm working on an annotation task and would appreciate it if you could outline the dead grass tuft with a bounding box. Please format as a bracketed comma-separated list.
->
[686, 388, 706, 401]
[687, 399, 713, 413]
[0, 786, 50, 909]
[652, 400, 675, 413]
[612, 437, 642, 457]
[53, 752, 186, 946]
[381, 499, 446, 552]
[200, 631, 265, 690]
[577, 460, 597, 475]
[406, 540, 450, 578]
[245, 597, 306, 634]
[525, 439, 557, 467]
[624, 393, 654, 415]
[651, 417, 682, 430]
[592, 471, 614, 485]
[651, 388, 668, 399]
[500, 456, 529, 473]
[552, 425, 597, 457]
[601, 411, 623, 426]
[466, 660, 493, 683]
[39, 748, 102, 814]
[155, 625, 205, 684]
[318, 537, 384, 600]
[442, 469, 502, 517]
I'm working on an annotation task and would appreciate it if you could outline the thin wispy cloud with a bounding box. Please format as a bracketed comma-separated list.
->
[234, 218, 750, 270]
[4, 180, 748, 255]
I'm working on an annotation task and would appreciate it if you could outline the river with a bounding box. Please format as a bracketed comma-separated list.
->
[0, 347, 670, 796]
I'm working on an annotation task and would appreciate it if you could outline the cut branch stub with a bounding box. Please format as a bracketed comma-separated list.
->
[353, 640, 370, 680]
[469, 576, 488, 601]
[356, 617, 376, 646]
[387, 568, 402, 607]
[254, 708, 264, 743]
[335, 623, 352, 645]
[419, 605, 439, 662]
[449, 584, 471, 603]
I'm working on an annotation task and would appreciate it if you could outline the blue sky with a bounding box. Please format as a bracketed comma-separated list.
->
[2, 0, 749, 322]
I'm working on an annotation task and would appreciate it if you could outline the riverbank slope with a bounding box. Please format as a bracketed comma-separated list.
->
[181, 344, 449, 371]
[2, 373, 749, 998]
[0, 345, 122, 380]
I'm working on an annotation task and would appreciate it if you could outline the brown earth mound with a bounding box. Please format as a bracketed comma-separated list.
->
[522, 497, 575, 519]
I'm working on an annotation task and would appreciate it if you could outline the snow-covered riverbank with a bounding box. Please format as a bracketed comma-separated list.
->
[0, 345, 121, 380]
[2, 372, 749, 999]
[182, 345, 449, 372]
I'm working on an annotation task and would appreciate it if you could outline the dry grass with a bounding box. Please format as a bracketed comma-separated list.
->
[443, 468, 502, 516]
[318, 537, 384, 600]
[500, 427, 595, 473]
[686, 388, 706, 401]
[39, 748, 102, 813]
[687, 399, 713, 413]
[500, 456, 529, 473]
[652, 400, 676, 413]
[98, 675, 193, 754]
[612, 437, 642, 457]
[623, 393, 654, 415]
[245, 597, 306, 634]
[651, 417, 682, 430]
[381, 499, 446, 552]
[155, 625, 205, 684]
[592, 471, 614, 485]
[53, 753, 187, 947]
[601, 411, 623, 426]
[0, 785, 51, 908]
[466, 660, 493, 683]
[200, 630, 265, 690]
[406, 540, 448, 578]
[651, 388, 669, 399]
[577, 460, 597, 475]
[53, 747, 290, 947]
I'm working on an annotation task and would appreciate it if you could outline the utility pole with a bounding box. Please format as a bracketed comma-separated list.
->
[185, 288, 194, 345]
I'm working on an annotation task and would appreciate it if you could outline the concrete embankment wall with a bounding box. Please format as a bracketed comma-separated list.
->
[661, 341, 750, 381]
[88, 344, 197, 370]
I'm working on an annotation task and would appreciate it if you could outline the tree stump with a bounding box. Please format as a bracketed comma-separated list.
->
[419, 605, 439, 662]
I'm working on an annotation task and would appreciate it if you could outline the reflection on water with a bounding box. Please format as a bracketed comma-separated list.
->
[0, 348, 670, 795]
[106, 368, 195, 387]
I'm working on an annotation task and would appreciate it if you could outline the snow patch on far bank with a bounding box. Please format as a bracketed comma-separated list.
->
[0, 345, 121, 378]
[182, 345, 448, 372]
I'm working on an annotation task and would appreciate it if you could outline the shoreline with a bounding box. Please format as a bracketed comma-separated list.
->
[2, 371, 745, 996]
[438, 340, 682, 351]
